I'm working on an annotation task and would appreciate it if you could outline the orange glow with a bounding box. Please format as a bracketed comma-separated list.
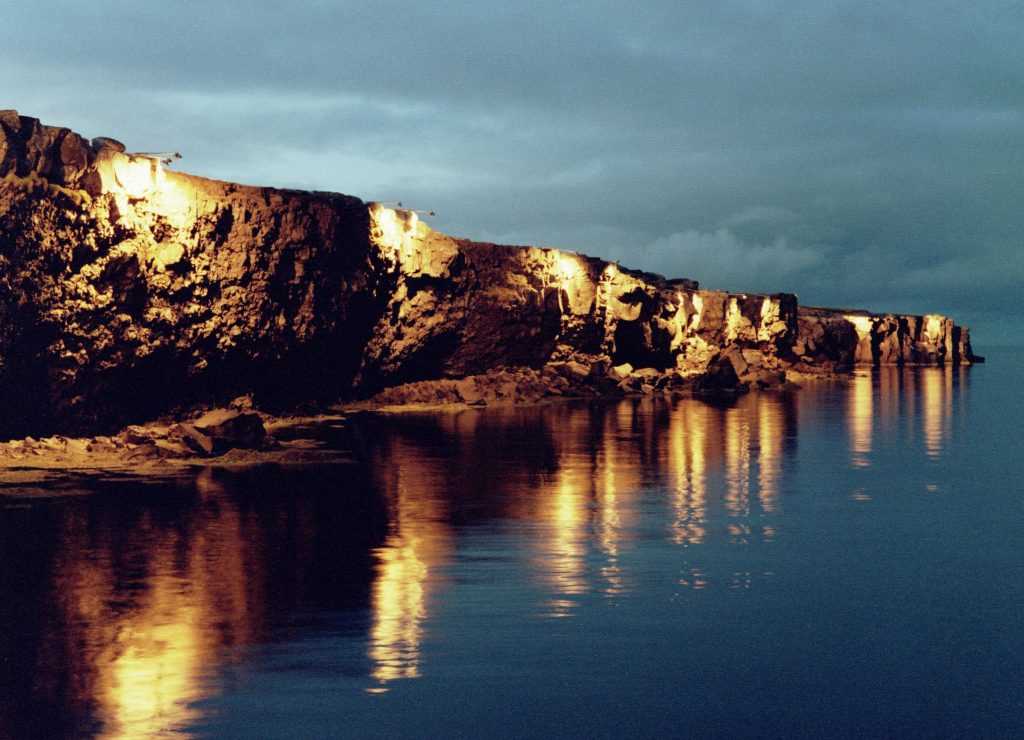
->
[50, 469, 259, 739]
[725, 298, 743, 342]
[667, 401, 708, 546]
[844, 315, 873, 339]
[542, 455, 589, 616]
[556, 253, 580, 281]
[689, 293, 704, 332]
[724, 406, 750, 517]
[370, 534, 428, 682]
[112, 155, 161, 199]
[921, 366, 951, 459]
[368, 439, 452, 689]
[370, 204, 420, 262]
[849, 372, 873, 468]
[756, 396, 782, 512]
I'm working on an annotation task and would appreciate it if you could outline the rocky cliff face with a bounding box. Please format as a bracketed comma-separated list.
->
[0, 112, 979, 437]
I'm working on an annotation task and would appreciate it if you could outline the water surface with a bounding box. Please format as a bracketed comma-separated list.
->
[1, 350, 1021, 738]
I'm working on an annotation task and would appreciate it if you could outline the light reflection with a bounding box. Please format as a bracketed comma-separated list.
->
[667, 401, 707, 546]
[921, 366, 953, 460]
[756, 395, 783, 513]
[46, 470, 261, 739]
[849, 372, 874, 468]
[368, 439, 452, 688]
[724, 407, 750, 517]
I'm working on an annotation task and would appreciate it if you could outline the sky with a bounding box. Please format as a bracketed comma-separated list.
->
[4, 1, 1022, 345]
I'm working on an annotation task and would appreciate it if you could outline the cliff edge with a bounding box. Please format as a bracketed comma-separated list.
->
[0, 111, 980, 438]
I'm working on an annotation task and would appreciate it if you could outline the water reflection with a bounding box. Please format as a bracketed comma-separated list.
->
[921, 366, 954, 460]
[0, 465, 384, 738]
[845, 366, 962, 470]
[849, 372, 874, 468]
[0, 372, 975, 734]
[368, 438, 453, 687]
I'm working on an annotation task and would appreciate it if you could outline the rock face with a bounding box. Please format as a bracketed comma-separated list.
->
[0, 112, 980, 437]
[794, 306, 979, 371]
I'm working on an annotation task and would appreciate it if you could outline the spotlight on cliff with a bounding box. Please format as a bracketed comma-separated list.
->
[556, 253, 581, 283]
[105, 150, 183, 200]
[112, 155, 161, 199]
[370, 202, 422, 258]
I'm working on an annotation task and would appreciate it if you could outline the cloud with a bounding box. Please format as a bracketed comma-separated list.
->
[625, 229, 826, 293]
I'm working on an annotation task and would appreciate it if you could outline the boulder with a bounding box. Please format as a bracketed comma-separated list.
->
[610, 362, 634, 380]
[192, 409, 267, 453]
[693, 354, 747, 395]
[178, 424, 215, 456]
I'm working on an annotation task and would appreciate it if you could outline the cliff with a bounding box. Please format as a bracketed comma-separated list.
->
[0, 111, 979, 438]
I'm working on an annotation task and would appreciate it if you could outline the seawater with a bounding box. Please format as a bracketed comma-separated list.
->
[1, 349, 1021, 739]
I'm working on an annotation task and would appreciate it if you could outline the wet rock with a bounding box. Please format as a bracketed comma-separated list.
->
[610, 362, 633, 380]
[191, 409, 266, 454]
[178, 424, 215, 456]
[693, 353, 748, 396]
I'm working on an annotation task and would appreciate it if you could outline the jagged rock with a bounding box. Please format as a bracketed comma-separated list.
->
[191, 409, 266, 453]
[610, 362, 633, 380]
[797, 307, 980, 367]
[0, 112, 981, 438]
[693, 353, 748, 396]
[178, 424, 215, 456]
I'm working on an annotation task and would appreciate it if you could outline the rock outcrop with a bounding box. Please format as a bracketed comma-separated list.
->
[0, 111, 980, 438]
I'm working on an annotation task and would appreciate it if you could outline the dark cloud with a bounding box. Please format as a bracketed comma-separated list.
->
[4, 1, 1023, 344]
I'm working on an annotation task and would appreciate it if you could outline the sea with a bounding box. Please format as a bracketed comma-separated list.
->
[1, 348, 1021, 739]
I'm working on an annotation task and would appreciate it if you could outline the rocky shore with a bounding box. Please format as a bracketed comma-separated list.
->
[0, 110, 981, 451]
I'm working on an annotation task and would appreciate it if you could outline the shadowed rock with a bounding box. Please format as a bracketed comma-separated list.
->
[0, 111, 981, 438]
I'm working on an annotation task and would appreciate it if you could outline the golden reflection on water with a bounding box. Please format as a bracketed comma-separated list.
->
[847, 366, 958, 471]
[922, 366, 954, 460]
[50, 469, 260, 739]
[667, 401, 707, 546]
[368, 439, 452, 688]
[849, 372, 874, 468]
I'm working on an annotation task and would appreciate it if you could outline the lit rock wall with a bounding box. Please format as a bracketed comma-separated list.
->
[1, 111, 380, 435]
[0, 111, 979, 436]
[794, 306, 978, 370]
[359, 203, 797, 392]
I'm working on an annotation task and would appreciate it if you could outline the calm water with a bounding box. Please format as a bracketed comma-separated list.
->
[1, 350, 1022, 739]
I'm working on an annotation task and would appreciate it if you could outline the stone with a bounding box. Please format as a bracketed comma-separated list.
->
[192, 410, 266, 453]
[610, 362, 633, 380]
[722, 346, 748, 377]
[0, 111, 981, 439]
[561, 361, 591, 383]
[178, 424, 215, 456]
[693, 354, 747, 395]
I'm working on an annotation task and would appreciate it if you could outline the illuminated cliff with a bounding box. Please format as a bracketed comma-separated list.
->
[0, 111, 979, 437]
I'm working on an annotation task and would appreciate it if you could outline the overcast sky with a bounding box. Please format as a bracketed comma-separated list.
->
[5, 1, 1022, 344]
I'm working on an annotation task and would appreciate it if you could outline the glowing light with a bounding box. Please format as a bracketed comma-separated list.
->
[370, 204, 420, 261]
[921, 366, 951, 459]
[845, 314, 873, 339]
[53, 472, 258, 739]
[689, 293, 704, 332]
[667, 401, 708, 546]
[756, 395, 781, 512]
[924, 314, 944, 342]
[757, 298, 781, 341]
[725, 298, 743, 342]
[366, 443, 451, 689]
[370, 534, 427, 682]
[849, 372, 873, 467]
[112, 155, 161, 199]
[724, 406, 750, 517]
[556, 253, 580, 281]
